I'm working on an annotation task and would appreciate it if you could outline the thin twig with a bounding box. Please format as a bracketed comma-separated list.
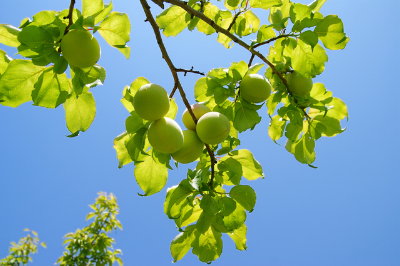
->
[63, 0, 76, 34]
[253, 34, 296, 49]
[175, 67, 205, 76]
[227, 10, 243, 32]
[140, 0, 217, 186]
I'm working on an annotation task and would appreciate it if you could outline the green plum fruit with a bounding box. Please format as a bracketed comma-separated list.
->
[148, 117, 184, 154]
[196, 112, 230, 145]
[133, 83, 170, 121]
[172, 130, 204, 164]
[287, 71, 313, 97]
[61, 29, 100, 68]
[182, 103, 211, 130]
[240, 73, 272, 103]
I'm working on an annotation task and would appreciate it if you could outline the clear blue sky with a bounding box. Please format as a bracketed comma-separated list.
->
[1, 0, 400, 265]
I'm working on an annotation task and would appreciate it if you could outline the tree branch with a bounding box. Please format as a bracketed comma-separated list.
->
[175, 67, 205, 76]
[164, 0, 310, 119]
[140, 0, 217, 187]
[63, 0, 76, 34]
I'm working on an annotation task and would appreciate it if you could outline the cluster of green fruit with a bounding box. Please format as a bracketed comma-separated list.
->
[61, 29, 101, 68]
[239, 71, 313, 104]
[132, 83, 231, 164]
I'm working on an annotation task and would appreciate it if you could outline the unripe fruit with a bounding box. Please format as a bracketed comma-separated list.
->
[287, 71, 313, 97]
[182, 103, 211, 130]
[148, 117, 184, 154]
[196, 112, 230, 145]
[240, 74, 272, 103]
[172, 130, 204, 164]
[61, 29, 100, 68]
[133, 83, 170, 121]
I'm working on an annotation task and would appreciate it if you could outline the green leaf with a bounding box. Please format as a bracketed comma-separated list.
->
[215, 198, 246, 232]
[268, 115, 286, 141]
[17, 25, 53, 50]
[234, 10, 260, 37]
[228, 224, 247, 250]
[114, 132, 134, 168]
[170, 225, 196, 262]
[308, 0, 326, 12]
[165, 98, 178, 119]
[286, 133, 316, 164]
[310, 82, 332, 102]
[291, 40, 328, 78]
[233, 101, 262, 132]
[125, 113, 145, 133]
[290, 3, 312, 23]
[249, 0, 282, 9]
[230, 185, 256, 212]
[0, 50, 11, 76]
[98, 12, 131, 58]
[192, 226, 223, 263]
[113, 128, 147, 168]
[315, 15, 349, 50]
[247, 63, 264, 75]
[312, 115, 344, 137]
[156, 5, 189, 37]
[221, 149, 264, 180]
[217, 157, 243, 185]
[285, 121, 303, 141]
[256, 25, 276, 43]
[224, 0, 242, 10]
[300, 30, 318, 48]
[71, 65, 106, 94]
[217, 11, 234, 48]
[64, 91, 96, 135]
[326, 97, 348, 120]
[164, 180, 194, 219]
[194, 77, 219, 103]
[82, 0, 104, 19]
[228, 61, 248, 82]
[197, 3, 220, 35]
[175, 199, 202, 228]
[134, 150, 169, 196]
[0, 60, 46, 107]
[0, 24, 20, 47]
[32, 68, 71, 108]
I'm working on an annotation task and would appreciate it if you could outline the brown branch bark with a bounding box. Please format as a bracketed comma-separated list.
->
[140, 0, 217, 187]
[64, 0, 76, 34]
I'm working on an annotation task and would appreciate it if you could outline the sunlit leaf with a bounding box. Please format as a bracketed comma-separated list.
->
[227, 224, 247, 250]
[156, 5, 189, 37]
[170, 225, 196, 262]
[0, 59, 46, 107]
[98, 12, 131, 58]
[32, 68, 71, 108]
[315, 15, 349, 50]
[249, 0, 282, 9]
[291, 40, 328, 78]
[0, 24, 20, 47]
[230, 185, 256, 212]
[64, 91, 96, 135]
[192, 226, 222, 263]
[197, 3, 220, 35]
[134, 150, 169, 196]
